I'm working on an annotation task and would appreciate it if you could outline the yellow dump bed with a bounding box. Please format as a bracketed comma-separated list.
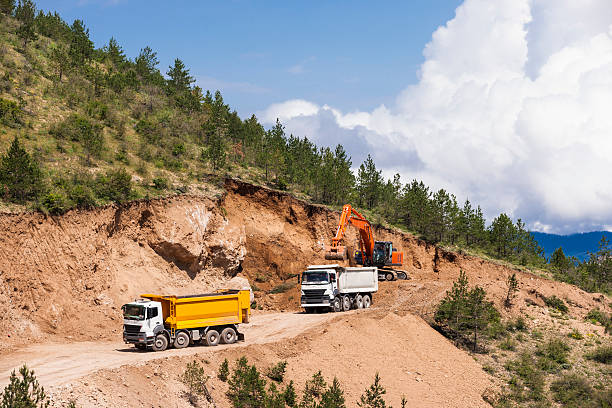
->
[141, 290, 250, 331]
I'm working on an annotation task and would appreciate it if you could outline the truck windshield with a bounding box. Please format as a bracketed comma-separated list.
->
[302, 272, 329, 283]
[122, 304, 145, 320]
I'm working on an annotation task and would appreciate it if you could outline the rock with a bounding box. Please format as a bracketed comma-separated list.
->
[224, 276, 254, 302]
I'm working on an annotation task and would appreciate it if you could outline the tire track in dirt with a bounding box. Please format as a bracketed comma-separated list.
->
[0, 311, 335, 387]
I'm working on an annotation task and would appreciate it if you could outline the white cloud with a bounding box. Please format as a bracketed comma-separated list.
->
[260, 0, 612, 234]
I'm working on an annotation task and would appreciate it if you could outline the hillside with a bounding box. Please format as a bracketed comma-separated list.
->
[0, 178, 610, 407]
[1, 4, 612, 408]
[533, 231, 612, 260]
[0, 6, 560, 280]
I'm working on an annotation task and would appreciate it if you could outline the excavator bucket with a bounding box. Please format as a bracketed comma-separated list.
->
[324, 245, 347, 261]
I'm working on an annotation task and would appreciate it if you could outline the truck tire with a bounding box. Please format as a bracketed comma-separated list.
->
[152, 333, 168, 352]
[385, 272, 394, 281]
[332, 297, 342, 312]
[174, 331, 189, 349]
[355, 294, 364, 309]
[342, 295, 351, 312]
[362, 294, 371, 309]
[220, 327, 237, 344]
[205, 329, 220, 346]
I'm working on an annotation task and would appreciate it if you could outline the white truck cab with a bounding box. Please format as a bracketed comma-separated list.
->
[122, 299, 164, 349]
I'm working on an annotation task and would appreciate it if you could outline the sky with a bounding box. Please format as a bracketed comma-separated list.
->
[36, 0, 612, 234]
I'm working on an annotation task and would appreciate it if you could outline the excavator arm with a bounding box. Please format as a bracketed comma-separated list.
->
[326, 204, 375, 262]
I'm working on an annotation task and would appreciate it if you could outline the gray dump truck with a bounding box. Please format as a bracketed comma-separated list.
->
[300, 264, 378, 313]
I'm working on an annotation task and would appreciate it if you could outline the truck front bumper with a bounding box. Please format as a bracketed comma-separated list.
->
[123, 332, 154, 345]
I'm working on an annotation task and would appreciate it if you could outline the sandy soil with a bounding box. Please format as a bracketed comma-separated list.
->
[0, 311, 335, 388]
[0, 178, 609, 407]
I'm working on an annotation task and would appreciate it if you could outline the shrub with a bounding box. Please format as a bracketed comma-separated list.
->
[586, 308, 612, 334]
[498, 337, 517, 351]
[506, 316, 528, 332]
[266, 361, 287, 383]
[585, 345, 612, 364]
[504, 352, 546, 402]
[152, 177, 168, 190]
[269, 282, 295, 294]
[49, 114, 103, 164]
[180, 360, 210, 407]
[39, 191, 69, 215]
[218, 358, 229, 382]
[536, 338, 571, 371]
[0, 364, 49, 408]
[95, 168, 132, 203]
[568, 329, 584, 340]
[0, 97, 21, 126]
[550, 373, 593, 408]
[544, 295, 569, 313]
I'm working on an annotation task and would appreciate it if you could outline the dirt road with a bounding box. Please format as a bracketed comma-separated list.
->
[0, 311, 335, 388]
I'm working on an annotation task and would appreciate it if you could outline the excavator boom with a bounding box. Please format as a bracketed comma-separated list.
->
[324, 204, 406, 276]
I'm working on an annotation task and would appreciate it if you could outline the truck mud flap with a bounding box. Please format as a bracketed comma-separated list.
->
[237, 331, 245, 342]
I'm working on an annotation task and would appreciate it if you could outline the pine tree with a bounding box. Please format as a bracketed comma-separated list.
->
[357, 373, 387, 408]
[15, 0, 37, 47]
[489, 213, 516, 258]
[320, 377, 346, 408]
[218, 358, 229, 382]
[356, 154, 382, 209]
[49, 44, 69, 82]
[68, 19, 93, 66]
[504, 273, 519, 308]
[283, 380, 297, 407]
[104, 37, 126, 68]
[0, 365, 49, 408]
[166, 58, 194, 95]
[299, 371, 326, 408]
[227, 357, 267, 408]
[0, 137, 42, 203]
[550, 247, 571, 271]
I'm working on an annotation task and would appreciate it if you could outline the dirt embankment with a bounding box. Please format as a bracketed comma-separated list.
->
[47, 310, 494, 408]
[0, 178, 609, 351]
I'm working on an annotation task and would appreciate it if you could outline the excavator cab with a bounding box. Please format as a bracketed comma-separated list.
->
[373, 241, 392, 266]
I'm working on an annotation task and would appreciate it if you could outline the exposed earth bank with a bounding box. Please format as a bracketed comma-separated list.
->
[0, 178, 610, 406]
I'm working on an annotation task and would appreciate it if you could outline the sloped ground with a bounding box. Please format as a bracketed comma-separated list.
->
[0, 178, 610, 406]
[47, 309, 494, 408]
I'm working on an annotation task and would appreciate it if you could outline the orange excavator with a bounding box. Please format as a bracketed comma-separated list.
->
[325, 204, 408, 281]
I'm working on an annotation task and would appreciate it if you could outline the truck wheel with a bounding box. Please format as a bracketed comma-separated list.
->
[220, 327, 237, 344]
[362, 294, 371, 309]
[342, 295, 351, 312]
[152, 333, 168, 352]
[174, 331, 189, 349]
[332, 297, 342, 312]
[385, 272, 394, 281]
[355, 294, 364, 309]
[205, 330, 220, 346]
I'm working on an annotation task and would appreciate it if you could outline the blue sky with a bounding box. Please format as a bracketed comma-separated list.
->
[35, 0, 462, 116]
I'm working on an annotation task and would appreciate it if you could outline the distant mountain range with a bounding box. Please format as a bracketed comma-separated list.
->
[531, 231, 612, 261]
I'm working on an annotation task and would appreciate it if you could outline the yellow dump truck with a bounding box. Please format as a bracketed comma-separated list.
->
[122, 290, 251, 352]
